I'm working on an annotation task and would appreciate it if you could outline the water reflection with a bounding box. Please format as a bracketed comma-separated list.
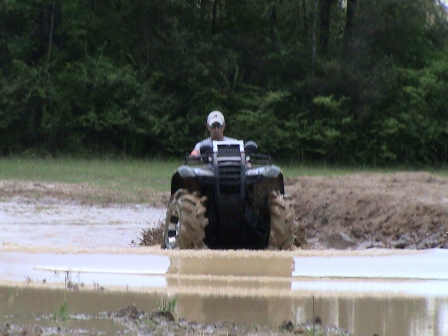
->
[161, 252, 448, 335]
[168, 255, 293, 277]
[174, 295, 448, 336]
[166, 255, 293, 292]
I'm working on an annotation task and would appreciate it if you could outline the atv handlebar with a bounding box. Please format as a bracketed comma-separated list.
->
[184, 153, 272, 166]
[185, 140, 271, 165]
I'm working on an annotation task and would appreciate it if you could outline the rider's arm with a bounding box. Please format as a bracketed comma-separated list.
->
[190, 142, 201, 156]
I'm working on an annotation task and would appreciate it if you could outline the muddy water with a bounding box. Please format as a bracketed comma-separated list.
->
[1, 201, 448, 335]
[0, 200, 165, 247]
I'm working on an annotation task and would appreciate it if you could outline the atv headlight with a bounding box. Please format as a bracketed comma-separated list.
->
[193, 167, 214, 176]
[177, 165, 214, 178]
[246, 167, 266, 176]
[246, 165, 281, 178]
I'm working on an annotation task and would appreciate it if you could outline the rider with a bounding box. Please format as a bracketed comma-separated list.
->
[190, 110, 237, 156]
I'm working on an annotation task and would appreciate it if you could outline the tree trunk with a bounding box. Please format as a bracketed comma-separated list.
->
[212, 0, 219, 35]
[319, 0, 331, 55]
[311, 0, 318, 77]
[269, 0, 277, 37]
[302, 0, 308, 38]
[46, 0, 56, 68]
[199, 0, 205, 30]
[344, 0, 357, 49]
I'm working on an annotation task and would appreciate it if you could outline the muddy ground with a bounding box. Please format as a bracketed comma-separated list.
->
[1, 172, 448, 335]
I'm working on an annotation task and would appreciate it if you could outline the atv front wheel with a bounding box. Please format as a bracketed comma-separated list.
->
[268, 191, 297, 250]
[162, 189, 208, 249]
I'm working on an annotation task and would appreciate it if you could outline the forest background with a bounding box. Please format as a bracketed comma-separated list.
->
[1, 0, 448, 166]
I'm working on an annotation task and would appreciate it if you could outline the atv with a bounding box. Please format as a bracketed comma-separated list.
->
[162, 140, 297, 250]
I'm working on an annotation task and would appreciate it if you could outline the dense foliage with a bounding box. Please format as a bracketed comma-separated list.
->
[1, 0, 447, 165]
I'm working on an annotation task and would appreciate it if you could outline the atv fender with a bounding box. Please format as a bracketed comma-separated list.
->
[246, 165, 285, 194]
[170, 165, 212, 195]
[263, 165, 282, 178]
[171, 166, 191, 195]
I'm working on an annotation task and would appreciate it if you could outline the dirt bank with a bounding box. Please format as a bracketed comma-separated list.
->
[288, 172, 448, 250]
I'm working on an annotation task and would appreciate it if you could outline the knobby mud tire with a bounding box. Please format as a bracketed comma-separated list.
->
[162, 189, 208, 249]
[268, 191, 297, 250]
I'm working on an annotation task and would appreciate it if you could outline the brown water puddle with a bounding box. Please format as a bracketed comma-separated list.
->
[1, 249, 448, 335]
[0, 286, 159, 335]
[1, 286, 448, 336]
[0, 200, 165, 248]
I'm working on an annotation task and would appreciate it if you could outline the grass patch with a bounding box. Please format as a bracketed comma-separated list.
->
[52, 299, 69, 322]
[0, 157, 178, 193]
[158, 295, 178, 315]
[8, 287, 15, 309]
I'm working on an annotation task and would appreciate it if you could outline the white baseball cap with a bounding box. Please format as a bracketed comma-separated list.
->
[207, 111, 225, 126]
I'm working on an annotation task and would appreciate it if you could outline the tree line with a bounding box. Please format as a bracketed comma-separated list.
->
[1, 0, 448, 165]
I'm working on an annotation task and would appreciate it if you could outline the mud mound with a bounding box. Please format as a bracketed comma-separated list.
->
[288, 172, 448, 249]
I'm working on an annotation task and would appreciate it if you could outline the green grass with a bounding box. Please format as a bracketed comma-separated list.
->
[8, 287, 15, 309]
[1, 157, 448, 195]
[157, 295, 178, 315]
[0, 157, 179, 193]
[52, 299, 69, 322]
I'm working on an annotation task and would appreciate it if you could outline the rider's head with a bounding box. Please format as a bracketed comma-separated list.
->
[206, 110, 225, 141]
